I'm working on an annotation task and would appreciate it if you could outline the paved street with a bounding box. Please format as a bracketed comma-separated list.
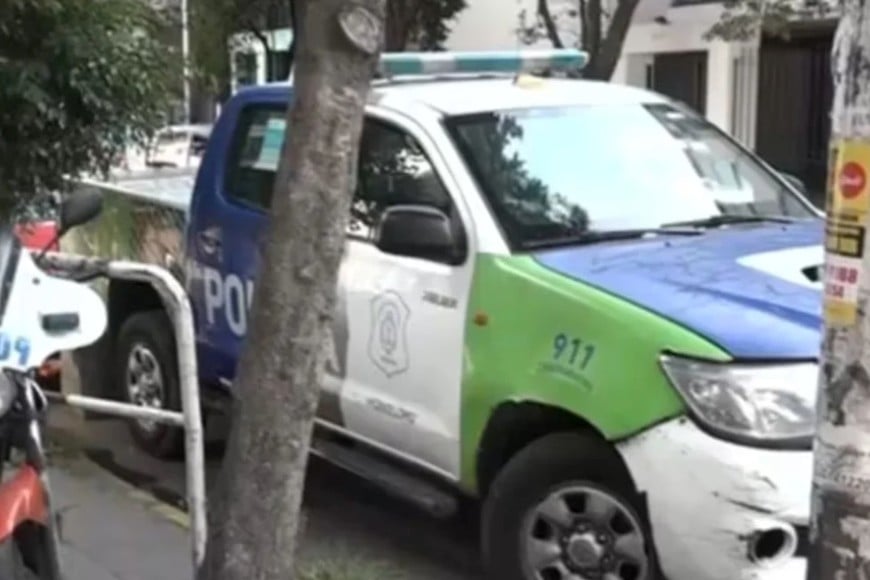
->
[49, 448, 190, 580]
[47, 407, 482, 580]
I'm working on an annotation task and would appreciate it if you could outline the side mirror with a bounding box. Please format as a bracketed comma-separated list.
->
[59, 190, 103, 235]
[780, 172, 807, 195]
[375, 205, 458, 263]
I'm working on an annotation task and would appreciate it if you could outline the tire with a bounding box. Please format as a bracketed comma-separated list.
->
[116, 310, 184, 459]
[481, 432, 659, 580]
[0, 539, 38, 580]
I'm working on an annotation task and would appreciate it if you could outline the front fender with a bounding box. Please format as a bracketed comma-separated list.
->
[459, 254, 731, 490]
[0, 465, 47, 543]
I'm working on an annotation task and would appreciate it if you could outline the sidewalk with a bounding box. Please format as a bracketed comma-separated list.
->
[49, 448, 191, 580]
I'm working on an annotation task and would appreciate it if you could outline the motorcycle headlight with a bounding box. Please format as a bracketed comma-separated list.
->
[660, 355, 817, 448]
[0, 372, 17, 417]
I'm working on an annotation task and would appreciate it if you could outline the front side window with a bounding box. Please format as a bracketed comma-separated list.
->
[223, 108, 457, 256]
[352, 119, 454, 239]
[445, 103, 817, 250]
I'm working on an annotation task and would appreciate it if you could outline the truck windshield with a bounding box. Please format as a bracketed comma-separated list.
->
[444, 103, 817, 250]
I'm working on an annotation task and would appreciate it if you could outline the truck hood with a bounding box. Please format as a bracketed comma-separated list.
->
[533, 220, 825, 359]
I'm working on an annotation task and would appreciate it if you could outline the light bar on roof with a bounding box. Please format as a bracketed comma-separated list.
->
[377, 49, 588, 78]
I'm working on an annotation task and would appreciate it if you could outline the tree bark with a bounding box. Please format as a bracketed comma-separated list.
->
[385, 0, 414, 51]
[537, 0, 564, 48]
[248, 25, 275, 82]
[807, 0, 870, 577]
[584, 0, 640, 80]
[196, 1, 385, 579]
[536, 0, 638, 81]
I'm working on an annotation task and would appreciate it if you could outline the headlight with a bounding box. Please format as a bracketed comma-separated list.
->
[660, 355, 816, 448]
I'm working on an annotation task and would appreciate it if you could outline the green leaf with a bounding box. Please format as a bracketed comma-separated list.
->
[0, 0, 180, 217]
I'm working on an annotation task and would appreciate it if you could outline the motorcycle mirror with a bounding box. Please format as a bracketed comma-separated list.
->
[59, 190, 103, 235]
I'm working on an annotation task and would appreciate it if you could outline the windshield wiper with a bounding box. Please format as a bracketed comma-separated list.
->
[661, 215, 795, 229]
[523, 227, 702, 250]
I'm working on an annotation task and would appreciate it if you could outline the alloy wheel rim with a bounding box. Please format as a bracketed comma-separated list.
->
[125, 343, 165, 434]
[521, 483, 649, 580]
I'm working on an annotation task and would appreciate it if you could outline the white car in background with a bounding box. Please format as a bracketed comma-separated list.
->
[146, 124, 212, 169]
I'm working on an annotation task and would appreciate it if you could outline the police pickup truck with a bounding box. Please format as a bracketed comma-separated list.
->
[69, 49, 824, 580]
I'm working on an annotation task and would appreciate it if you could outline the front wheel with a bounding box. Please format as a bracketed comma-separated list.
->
[481, 432, 659, 580]
[116, 310, 184, 460]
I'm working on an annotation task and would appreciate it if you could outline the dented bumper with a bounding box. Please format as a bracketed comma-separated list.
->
[617, 417, 811, 580]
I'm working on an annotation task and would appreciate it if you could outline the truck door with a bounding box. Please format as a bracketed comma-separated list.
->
[186, 99, 286, 385]
[334, 112, 475, 479]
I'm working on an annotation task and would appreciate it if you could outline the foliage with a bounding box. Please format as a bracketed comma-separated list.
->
[0, 0, 178, 214]
[517, 0, 642, 80]
[384, 0, 468, 51]
[704, 0, 839, 41]
[190, 0, 467, 94]
[189, 0, 290, 91]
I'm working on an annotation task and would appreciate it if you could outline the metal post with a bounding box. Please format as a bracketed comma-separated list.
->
[107, 261, 206, 571]
[40, 253, 206, 577]
[807, 2, 870, 577]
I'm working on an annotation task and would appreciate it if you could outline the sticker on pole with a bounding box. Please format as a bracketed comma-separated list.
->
[830, 141, 870, 217]
[823, 254, 862, 326]
[826, 221, 866, 258]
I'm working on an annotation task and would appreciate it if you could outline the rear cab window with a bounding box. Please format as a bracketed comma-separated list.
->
[225, 107, 287, 210]
[223, 106, 461, 256]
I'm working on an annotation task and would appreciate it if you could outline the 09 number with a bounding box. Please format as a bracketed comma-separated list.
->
[0, 333, 31, 366]
[553, 333, 595, 370]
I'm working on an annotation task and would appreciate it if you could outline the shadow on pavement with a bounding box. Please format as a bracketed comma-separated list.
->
[51, 409, 483, 580]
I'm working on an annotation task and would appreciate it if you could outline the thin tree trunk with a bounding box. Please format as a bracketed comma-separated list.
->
[807, 0, 870, 576]
[287, 0, 299, 75]
[196, 1, 385, 579]
[385, 0, 413, 51]
[249, 26, 275, 82]
[537, 0, 564, 48]
[578, 0, 589, 49]
[584, 0, 640, 80]
[585, 0, 602, 62]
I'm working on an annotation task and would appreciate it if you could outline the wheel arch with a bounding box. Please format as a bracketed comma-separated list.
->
[475, 400, 639, 499]
[107, 279, 165, 341]
[90, 280, 164, 399]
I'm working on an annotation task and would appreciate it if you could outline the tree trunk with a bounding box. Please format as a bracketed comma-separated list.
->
[196, 1, 385, 579]
[538, 0, 564, 48]
[385, 0, 414, 51]
[250, 27, 275, 82]
[536, 0, 638, 81]
[807, 0, 870, 577]
[584, 0, 640, 80]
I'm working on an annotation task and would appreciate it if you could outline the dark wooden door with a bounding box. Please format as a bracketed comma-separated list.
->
[651, 51, 708, 116]
[755, 28, 835, 207]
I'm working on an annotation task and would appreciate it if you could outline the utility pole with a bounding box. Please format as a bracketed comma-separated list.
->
[808, 0, 870, 577]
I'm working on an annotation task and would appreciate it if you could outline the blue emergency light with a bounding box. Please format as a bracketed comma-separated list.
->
[376, 49, 588, 78]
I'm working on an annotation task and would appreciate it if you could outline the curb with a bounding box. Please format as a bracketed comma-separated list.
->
[45, 418, 193, 532]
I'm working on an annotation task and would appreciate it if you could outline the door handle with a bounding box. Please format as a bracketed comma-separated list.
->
[197, 228, 222, 256]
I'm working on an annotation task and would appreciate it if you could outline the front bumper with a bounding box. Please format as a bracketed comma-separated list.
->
[617, 417, 811, 580]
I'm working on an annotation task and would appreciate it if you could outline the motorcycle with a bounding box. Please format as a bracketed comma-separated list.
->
[0, 191, 107, 579]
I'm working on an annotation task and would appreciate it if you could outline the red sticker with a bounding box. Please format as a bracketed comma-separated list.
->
[840, 161, 867, 199]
